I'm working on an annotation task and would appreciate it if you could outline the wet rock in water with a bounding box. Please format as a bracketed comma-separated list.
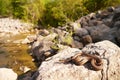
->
[22, 35, 37, 44]
[32, 40, 120, 80]
[0, 68, 18, 80]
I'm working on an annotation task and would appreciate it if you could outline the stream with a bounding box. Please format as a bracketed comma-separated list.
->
[0, 33, 37, 75]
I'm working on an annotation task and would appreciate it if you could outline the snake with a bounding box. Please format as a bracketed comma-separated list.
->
[59, 52, 103, 71]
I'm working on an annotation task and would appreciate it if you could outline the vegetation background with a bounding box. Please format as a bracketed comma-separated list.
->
[0, 0, 120, 28]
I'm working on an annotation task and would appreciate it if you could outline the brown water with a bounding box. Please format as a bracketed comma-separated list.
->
[0, 33, 37, 75]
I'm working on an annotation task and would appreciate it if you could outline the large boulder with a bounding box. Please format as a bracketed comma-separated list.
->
[0, 68, 17, 80]
[33, 40, 120, 80]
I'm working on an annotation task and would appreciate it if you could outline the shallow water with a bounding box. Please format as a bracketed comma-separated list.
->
[0, 33, 37, 75]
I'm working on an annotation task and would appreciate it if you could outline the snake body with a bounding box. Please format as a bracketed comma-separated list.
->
[60, 52, 103, 71]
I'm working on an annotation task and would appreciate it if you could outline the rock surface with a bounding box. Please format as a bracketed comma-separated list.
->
[0, 68, 18, 80]
[74, 6, 120, 46]
[33, 40, 120, 80]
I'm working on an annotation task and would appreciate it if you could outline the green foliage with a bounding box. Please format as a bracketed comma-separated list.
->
[0, 0, 120, 27]
[41, 0, 88, 27]
[0, 0, 12, 16]
[11, 0, 26, 19]
[82, 0, 120, 12]
[11, 0, 45, 24]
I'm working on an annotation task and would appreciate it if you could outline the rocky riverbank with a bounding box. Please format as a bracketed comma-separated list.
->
[0, 18, 36, 80]
[0, 18, 33, 35]
[1, 6, 120, 80]
[20, 6, 120, 80]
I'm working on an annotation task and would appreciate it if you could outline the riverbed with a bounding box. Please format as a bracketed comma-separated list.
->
[0, 33, 37, 75]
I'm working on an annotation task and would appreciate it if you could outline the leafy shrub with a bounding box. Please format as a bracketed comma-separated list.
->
[83, 0, 120, 12]
[41, 0, 88, 27]
[0, 0, 12, 17]
[11, 0, 45, 24]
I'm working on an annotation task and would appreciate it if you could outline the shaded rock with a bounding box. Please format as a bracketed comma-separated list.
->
[72, 28, 92, 47]
[107, 6, 115, 12]
[112, 9, 120, 22]
[73, 28, 89, 37]
[116, 37, 120, 46]
[86, 24, 115, 42]
[30, 32, 59, 66]
[115, 27, 120, 46]
[113, 21, 120, 27]
[0, 68, 17, 80]
[82, 35, 92, 45]
[110, 9, 120, 28]
[32, 40, 54, 63]
[102, 18, 112, 27]
[18, 71, 38, 80]
[88, 20, 103, 26]
[71, 40, 83, 49]
[32, 40, 120, 80]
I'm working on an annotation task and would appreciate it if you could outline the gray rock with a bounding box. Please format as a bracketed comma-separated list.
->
[22, 35, 37, 44]
[107, 7, 115, 12]
[71, 40, 83, 49]
[86, 24, 114, 42]
[74, 28, 89, 37]
[82, 35, 92, 45]
[32, 40, 54, 62]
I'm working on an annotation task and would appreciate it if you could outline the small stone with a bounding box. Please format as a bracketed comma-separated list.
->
[20, 66, 31, 73]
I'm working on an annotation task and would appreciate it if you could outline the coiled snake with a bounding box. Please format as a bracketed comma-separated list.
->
[59, 52, 103, 71]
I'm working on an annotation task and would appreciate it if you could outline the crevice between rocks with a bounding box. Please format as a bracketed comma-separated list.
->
[101, 57, 110, 80]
